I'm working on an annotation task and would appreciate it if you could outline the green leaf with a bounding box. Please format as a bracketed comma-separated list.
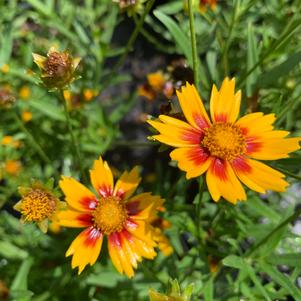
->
[203, 277, 213, 301]
[0, 241, 28, 259]
[260, 262, 301, 300]
[29, 99, 65, 121]
[257, 50, 301, 87]
[267, 253, 301, 268]
[246, 22, 260, 97]
[153, 10, 192, 65]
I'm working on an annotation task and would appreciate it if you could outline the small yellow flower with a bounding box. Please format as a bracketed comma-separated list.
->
[21, 111, 32, 123]
[208, 255, 219, 273]
[149, 279, 194, 301]
[83, 89, 96, 102]
[1, 136, 21, 148]
[32, 47, 81, 90]
[199, 0, 217, 12]
[58, 156, 164, 277]
[4, 160, 21, 176]
[14, 181, 62, 233]
[148, 78, 301, 204]
[19, 86, 31, 100]
[147, 71, 166, 92]
[1, 64, 9, 73]
[113, 0, 146, 15]
[138, 84, 156, 101]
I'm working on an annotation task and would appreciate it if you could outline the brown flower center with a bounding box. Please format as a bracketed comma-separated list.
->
[45, 52, 71, 78]
[93, 196, 128, 235]
[19, 189, 57, 222]
[202, 122, 246, 161]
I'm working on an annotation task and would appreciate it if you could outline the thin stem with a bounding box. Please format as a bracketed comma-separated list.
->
[245, 207, 301, 257]
[102, 0, 156, 90]
[60, 91, 88, 184]
[188, 0, 200, 89]
[12, 111, 51, 165]
[274, 166, 301, 181]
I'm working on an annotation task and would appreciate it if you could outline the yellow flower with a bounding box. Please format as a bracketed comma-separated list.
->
[14, 181, 62, 233]
[1, 64, 9, 73]
[1, 136, 21, 148]
[19, 86, 31, 100]
[138, 84, 156, 101]
[58, 156, 164, 277]
[4, 160, 21, 176]
[32, 47, 81, 89]
[21, 111, 32, 123]
[149, 279, 194, 301]
[147, 78, 301, 204]
[147, 71, 166, 92]
[83, 89, 96, 102]
[208, 255, 219, 273]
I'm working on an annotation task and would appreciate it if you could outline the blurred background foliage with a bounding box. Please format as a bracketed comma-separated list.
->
[1, 0, 301, 300]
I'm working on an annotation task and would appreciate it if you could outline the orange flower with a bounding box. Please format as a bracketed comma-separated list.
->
[147, 71, 166, 92]
[4, 160, 21, 176]
[147, 78, 301, 204]
[59, 156, 164, 277]
[1, 136, 21, 148]
[199, 0, 217, 12]
[1, 64, 9, 73]
[19, 86, 31, 100]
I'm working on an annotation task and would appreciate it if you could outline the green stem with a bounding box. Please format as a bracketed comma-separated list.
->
[12, 111, 51, 165]
[188, 0, 200, 89]
[274, 166, 301, 181]
[60, 91, 88, 184]
[245, 207, 301, 257]
[102, 0, 156, 90]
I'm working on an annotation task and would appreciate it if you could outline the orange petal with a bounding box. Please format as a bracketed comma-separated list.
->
[206, 158, 246, 204]
[58, 209, 93, 228]
[66, 227, 103, 274]
[170, 147, 212, 179]
[210, 77, 241, 123]
[90, 156, 114, 197]
[114, 166, 141, 200]
[59, 176, 98, 212]
[176, 82, 211, 130]
[232, 156, 288, 193]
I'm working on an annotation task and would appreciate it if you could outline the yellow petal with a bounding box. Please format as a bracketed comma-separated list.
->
[210, 77, 241, 123]
[58, 209, 93, 228]
[59, 176, 97, 212]
[114, 166, 141, 199]
[90, 156, 114, 197]
[176, 82, 211, 130]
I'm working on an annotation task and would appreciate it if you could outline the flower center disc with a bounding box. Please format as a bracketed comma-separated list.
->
[202, 122, 246, 161]
[20, 189, 57, 222]
[93, 196, 127, 235]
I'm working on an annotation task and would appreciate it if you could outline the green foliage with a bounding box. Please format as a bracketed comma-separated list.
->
[0, 0, 301, 300]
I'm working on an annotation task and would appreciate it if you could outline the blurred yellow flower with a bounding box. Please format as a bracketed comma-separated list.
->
[21, 111, 33, 123]
[1, 64, 9, 73]
[199, 0, 217, 12]
[83, 89, 96, 102]
[0, 86, 15, 108]
[1, 136, 21, 148]
[4, 160, 21, 176]
[14, 181, 62, 233]
[148, 78, 301, 204]
[19, 86, 31, 100]
[58, 156, 164, 277]
[147, 71, 166, 92]
[32, 47, 81, 90]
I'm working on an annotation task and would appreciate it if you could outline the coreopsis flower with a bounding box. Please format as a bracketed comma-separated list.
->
[32, 47, 80, 90]
[4, 160, 21, 176]
[147, 78, 301, 204]
[58, 156, 164, 277]
[14, 180, 62, 233]
[21, 110, 32, 123]
[149, 279, 194, 301]
[19, 86, 30, 100]
[199, 0, 217, 12]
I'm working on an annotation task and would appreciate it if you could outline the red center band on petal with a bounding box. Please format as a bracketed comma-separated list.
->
[115, 189, 125, 198]
[83, 226, 103, 247]
[125, 219, 138, 231]
[80, 196, 98, 210]
[187, 147, 210, 165]
[193, 113, 210, 130]
[214, 113, 228, 122]
[232, 156, 252, 173]
[210, 158, 228, 181]
[98, 185, 113, 198]
[126, 201, 140, 215]
[182, 130, 203, 144]
[77, 213, 94, 226]
[109, 232, 122, 249]
[246, 137, 263, 154]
